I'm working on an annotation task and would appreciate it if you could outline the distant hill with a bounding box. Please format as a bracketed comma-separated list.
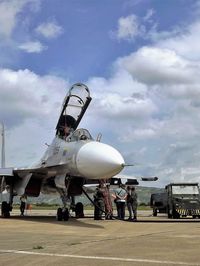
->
[136, 186, 164, 204]
[1, 186, 164, 206]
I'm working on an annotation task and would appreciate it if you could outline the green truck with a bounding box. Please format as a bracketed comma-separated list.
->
[150, 183, 200, 218]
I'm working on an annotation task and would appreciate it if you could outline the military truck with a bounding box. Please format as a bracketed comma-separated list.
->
[150, 183, 200, 219]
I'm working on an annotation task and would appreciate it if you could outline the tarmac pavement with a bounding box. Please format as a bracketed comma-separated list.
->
[0, 210, 200, 266]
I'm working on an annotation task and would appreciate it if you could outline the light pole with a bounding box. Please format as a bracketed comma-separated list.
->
[0, 122, 6, 198]
[1, 122, 5, 168]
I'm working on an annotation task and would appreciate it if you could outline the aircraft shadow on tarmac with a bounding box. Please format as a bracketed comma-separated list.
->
[5, 214, 200, 226]
[9, 215, 104, 229]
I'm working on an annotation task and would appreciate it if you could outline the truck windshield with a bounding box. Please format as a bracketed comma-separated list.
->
[172, 185, 199, 195]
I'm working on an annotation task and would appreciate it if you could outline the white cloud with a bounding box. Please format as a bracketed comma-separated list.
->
[115, 14, 145, 41]
[143, 8, 155, 22]
[35, 21, 64, 39]
[0, 68, 69, 166]
[0, 68, 68, 127]
[18, 41, 47, 53]
[0, 0, 38, 39]
[157, 21, 200, 61]
[117, 46, 199, 86]
[87, 69, 157, 131]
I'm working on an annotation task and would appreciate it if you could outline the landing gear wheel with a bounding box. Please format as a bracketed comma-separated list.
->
[57, 208, 63, 221]
[75, 202, 84, 218]
[1, 201, 10, 218]
[62, 208, 69, 221]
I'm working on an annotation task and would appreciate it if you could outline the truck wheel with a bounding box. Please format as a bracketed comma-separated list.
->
[172, 209, 180, 219]
[153, 208, 157, 216]
[167, 208, 172, 218]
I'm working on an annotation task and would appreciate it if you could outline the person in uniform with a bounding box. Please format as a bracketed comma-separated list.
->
[1, 185, 11, 218]
[127, 186, 138, 221]
[103, 184, 113, 219]
[93, 185, 105, 220]
[20, 194, 27, 216]
[114, 184, 127, 220]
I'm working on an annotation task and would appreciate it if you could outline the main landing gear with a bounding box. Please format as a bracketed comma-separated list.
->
[57, 207, 69, 221]
[56, 188, 70, 221]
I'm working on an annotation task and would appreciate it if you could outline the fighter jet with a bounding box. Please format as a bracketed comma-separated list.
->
[0, 83, 126, 220]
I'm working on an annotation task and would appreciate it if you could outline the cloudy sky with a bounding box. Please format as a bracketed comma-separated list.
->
[1, 0, 200, 187]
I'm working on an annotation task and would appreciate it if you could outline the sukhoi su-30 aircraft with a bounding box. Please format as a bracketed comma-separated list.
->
[0, 83, 126, 220]
[0, 83, 157, 220]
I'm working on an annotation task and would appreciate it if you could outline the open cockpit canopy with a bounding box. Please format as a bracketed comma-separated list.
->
[56, 83, 92, 138]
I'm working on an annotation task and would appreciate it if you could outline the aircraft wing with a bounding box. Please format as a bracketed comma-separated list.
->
[0, 167, 49, 178]
[0, 164, 71, 178]
[0, 164, 71, 197]
[0, 168, 14, 177]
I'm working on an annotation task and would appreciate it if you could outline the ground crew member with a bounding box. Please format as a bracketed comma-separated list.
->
[93, 185, 105, 220]
[1, 185, 11, 218]
[114, 184, 127, 220]
[127, 186, 138, 221]
[103, 184, 113, 219]
[20, 194, 27, 216]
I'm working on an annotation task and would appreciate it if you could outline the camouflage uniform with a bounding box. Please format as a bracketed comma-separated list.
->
[94, 187, 105, 220]
[127, 187, 138, 221]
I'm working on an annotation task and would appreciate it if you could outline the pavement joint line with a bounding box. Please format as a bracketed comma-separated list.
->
[0, 249, 199, 265]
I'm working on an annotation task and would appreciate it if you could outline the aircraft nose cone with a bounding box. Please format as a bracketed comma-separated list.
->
[76, 142, 125, 179]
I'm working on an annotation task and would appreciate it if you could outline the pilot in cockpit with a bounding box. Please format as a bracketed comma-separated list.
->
[59, 124, 73, 139]
[57, 115, 76, 140]
[63, 124, 71, 136]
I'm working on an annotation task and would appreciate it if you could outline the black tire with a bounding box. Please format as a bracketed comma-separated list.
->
[75, 202, 84, 218]
[62, 209, 69, 221]
[167, 207, 172, 218]
[1, 201, 10, 218]
[57, 208, 63, 221]
[153, 208, 157, 217]
[172, 209, 180, 219]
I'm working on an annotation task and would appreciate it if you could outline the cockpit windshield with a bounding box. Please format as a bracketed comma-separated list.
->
[68, 128, 93, 142]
